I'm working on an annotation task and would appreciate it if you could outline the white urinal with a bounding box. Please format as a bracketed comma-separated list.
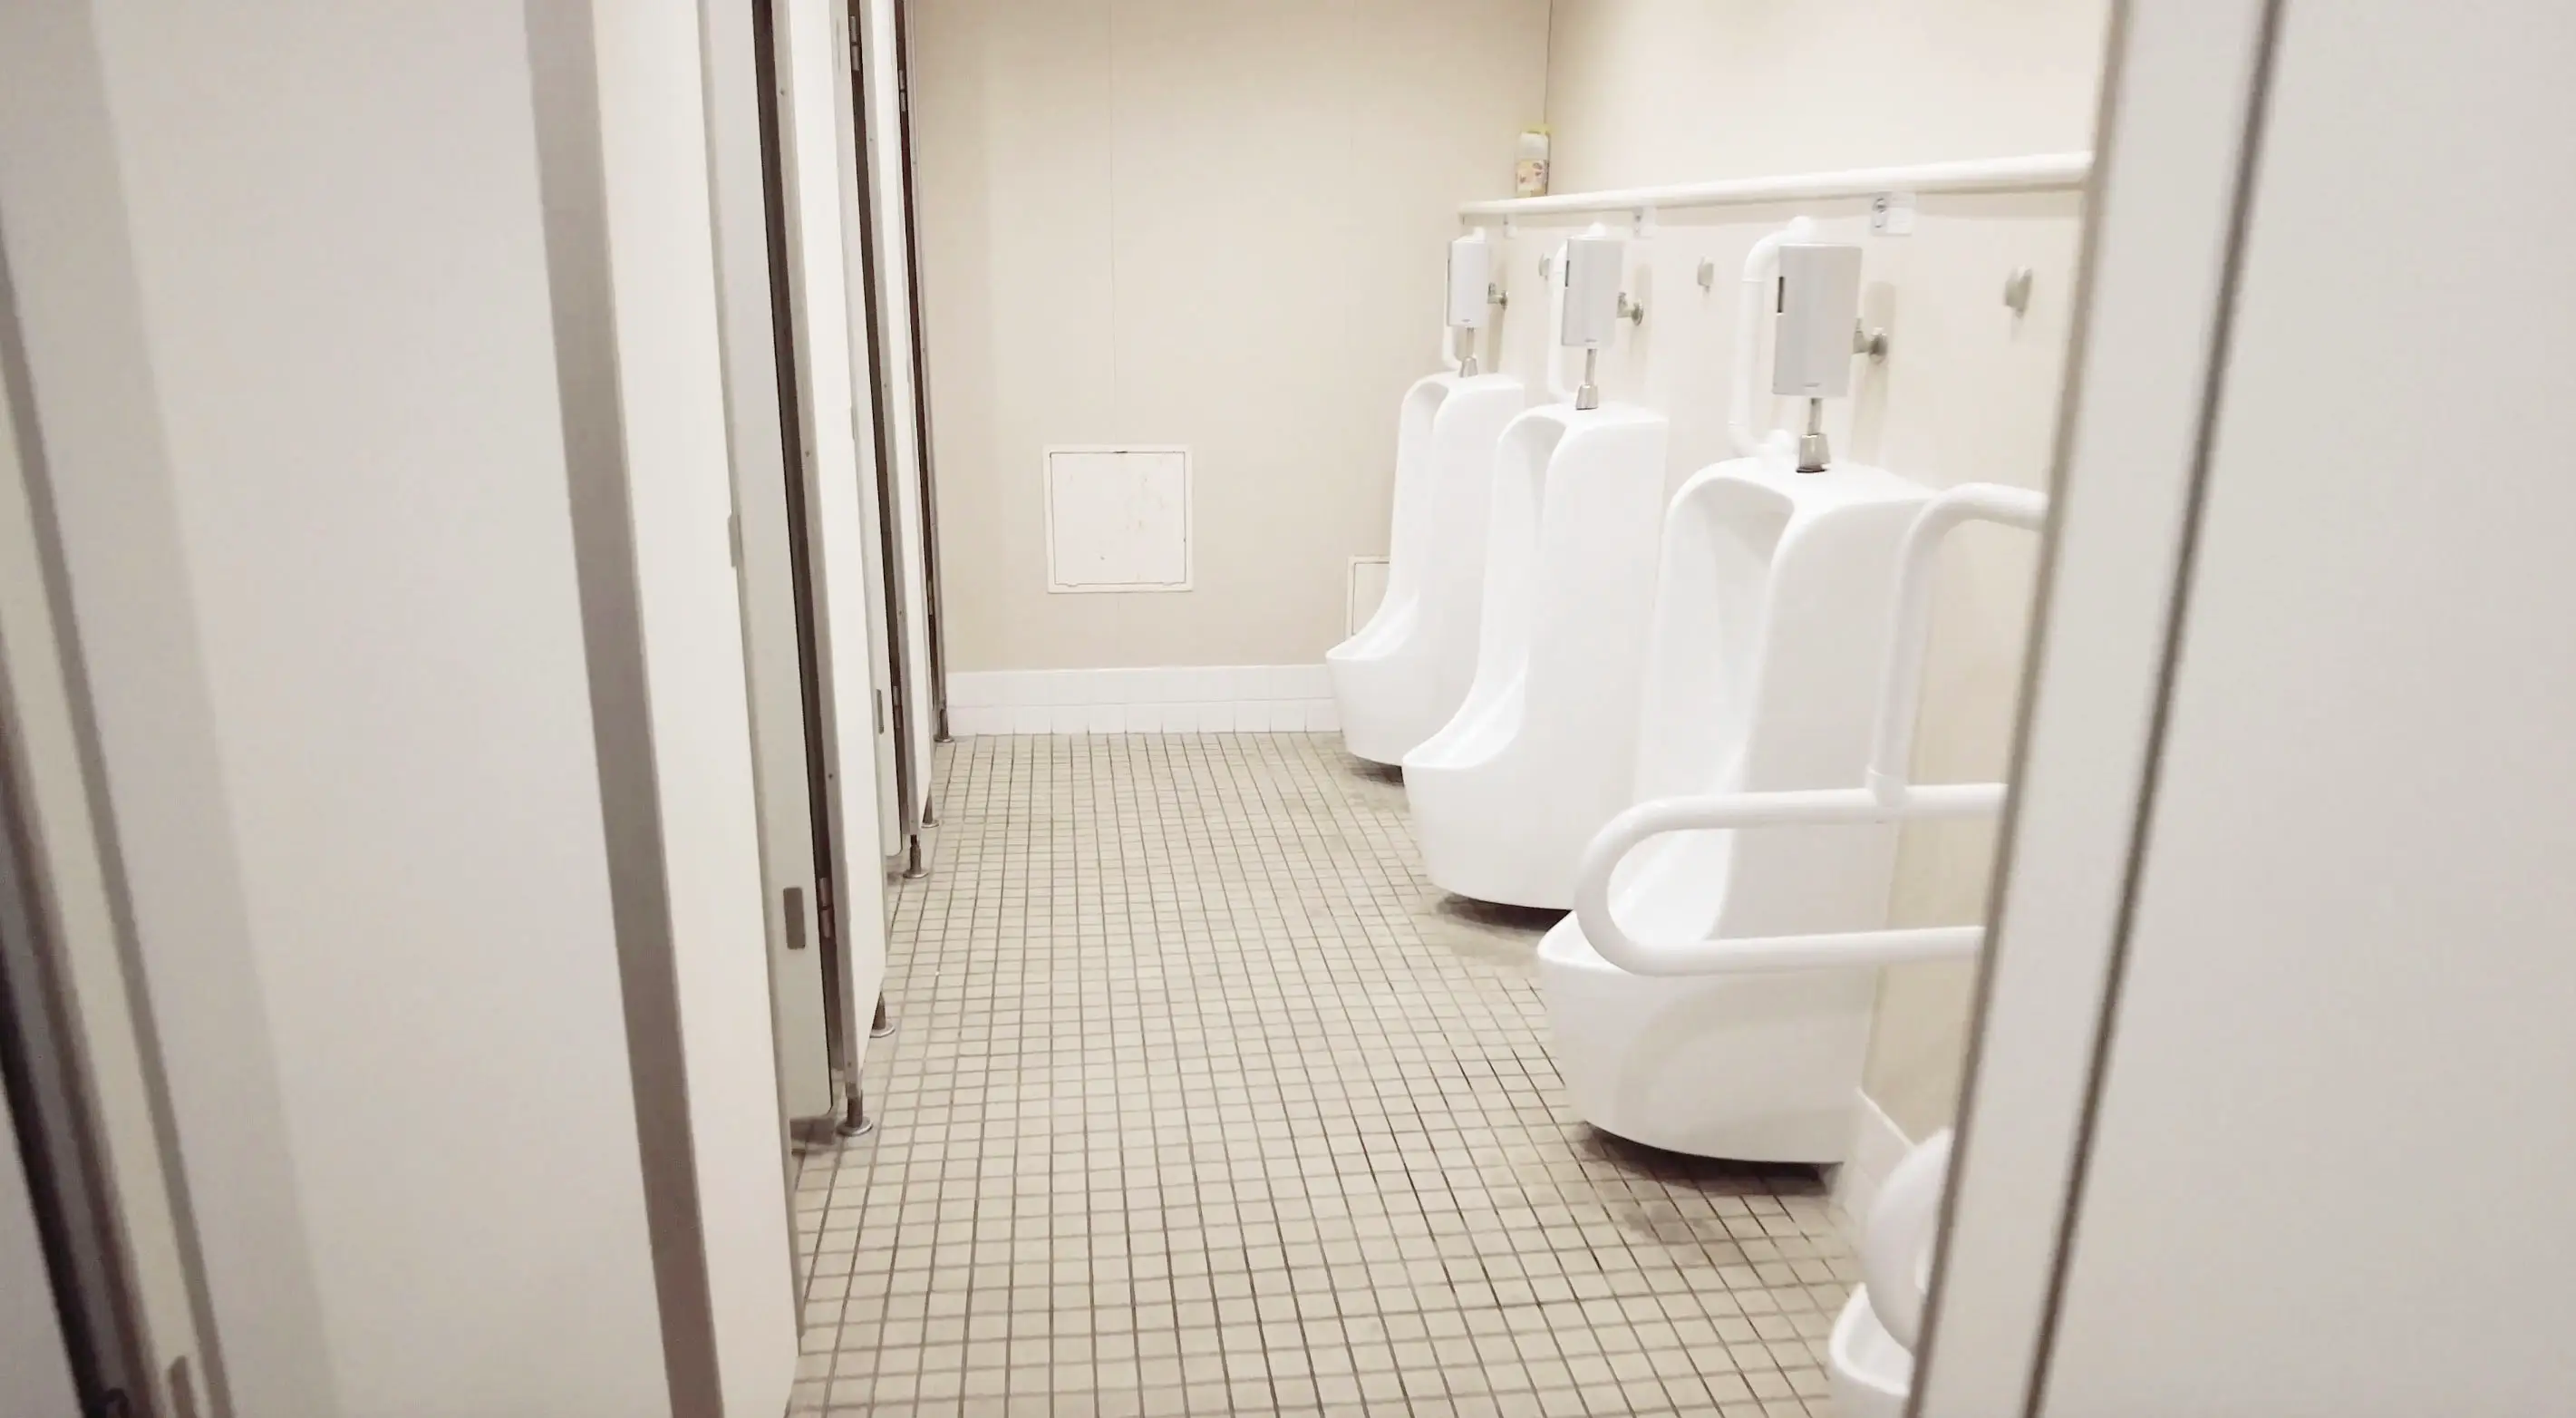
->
[1830, 1129, 1953, 1418]
[1329, 371, 1527, 764]
[1401, 403, 1670, 909]
[1535, 456, 1930, 1161]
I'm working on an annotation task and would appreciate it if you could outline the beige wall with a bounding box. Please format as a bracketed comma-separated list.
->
[1545, 0, 2109, 190]
[1537, 0, 2108, 1141]
[910, 0, 1550, 672]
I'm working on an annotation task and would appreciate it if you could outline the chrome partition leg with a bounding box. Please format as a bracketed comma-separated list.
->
[869, 996, 895, 1038]
[836, 1078, 874, 1138]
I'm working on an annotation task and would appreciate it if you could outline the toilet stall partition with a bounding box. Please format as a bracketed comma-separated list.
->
[1572, 482, 2048, 974]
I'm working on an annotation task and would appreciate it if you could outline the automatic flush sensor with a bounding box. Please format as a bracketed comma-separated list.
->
[1559, 232, 1638, 410]
[1447, 232, 1493, 376]
[1773, 243, 1880, 471]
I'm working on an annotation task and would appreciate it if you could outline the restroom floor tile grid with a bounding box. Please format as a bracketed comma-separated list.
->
[792, 733, 1855, 1417]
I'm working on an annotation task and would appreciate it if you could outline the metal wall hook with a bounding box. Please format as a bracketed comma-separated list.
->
[2002, 267, 2035, 316]
[1696, 257, 1718, 292]
[1618, 293, 1646, 325]
[1854, 321, 1889, 360]
[1488, 280, 1507, 309]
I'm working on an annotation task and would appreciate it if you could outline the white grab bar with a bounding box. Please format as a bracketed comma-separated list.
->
[1573, 483, 2048, 977]
[1868, 484, 2048, 800]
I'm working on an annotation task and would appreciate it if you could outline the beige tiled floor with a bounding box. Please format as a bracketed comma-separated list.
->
[792, 733, 1855, 1416]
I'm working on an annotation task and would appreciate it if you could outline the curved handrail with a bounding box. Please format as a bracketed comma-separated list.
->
[1572, 483, 2048, 976]
[1866, 484, 2048, 801]
[1574, 783, 1999, 976]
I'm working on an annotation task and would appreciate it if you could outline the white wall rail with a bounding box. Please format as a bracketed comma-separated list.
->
[1459, 151, 2092, 227]
[1574, 483, 2048, 976]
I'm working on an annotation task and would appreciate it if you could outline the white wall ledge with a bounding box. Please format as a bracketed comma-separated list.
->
[1458, 151, 2091, 221]
[948, 665, 1340, 736]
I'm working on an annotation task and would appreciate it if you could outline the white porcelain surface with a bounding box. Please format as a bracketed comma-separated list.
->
[1538, 457, 1930, 1159]
[1828, 1127, 1951, 1415]
[1329, 372, 1526, 764]
[1828, 1287, 1913, 1418]
[1401, 403, 1670, 908]
[1537, 921, 1873, 1160]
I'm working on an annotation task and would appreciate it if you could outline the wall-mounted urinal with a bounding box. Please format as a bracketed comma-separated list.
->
[1402, 228, 1665, 909]
[1329, 370, 1525, 764]
[1334, 230, 1527, 763]
[1535, 457, 1930, 1160]
[1831, 1130, 1953, 1418]
[1401, 402, 1670, 908]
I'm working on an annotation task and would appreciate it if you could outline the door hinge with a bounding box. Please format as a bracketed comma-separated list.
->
[816, 875, 838, 949]
[727, 511, 742, 568]
[874, 688, 886, 734]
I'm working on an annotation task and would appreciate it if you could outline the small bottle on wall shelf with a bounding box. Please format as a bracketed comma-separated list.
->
[1516, 126, 1550, 198]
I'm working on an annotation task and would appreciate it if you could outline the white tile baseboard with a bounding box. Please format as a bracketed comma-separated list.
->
[947, 665, 1340, 736]
[1829, 1089, 1916, 1243]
